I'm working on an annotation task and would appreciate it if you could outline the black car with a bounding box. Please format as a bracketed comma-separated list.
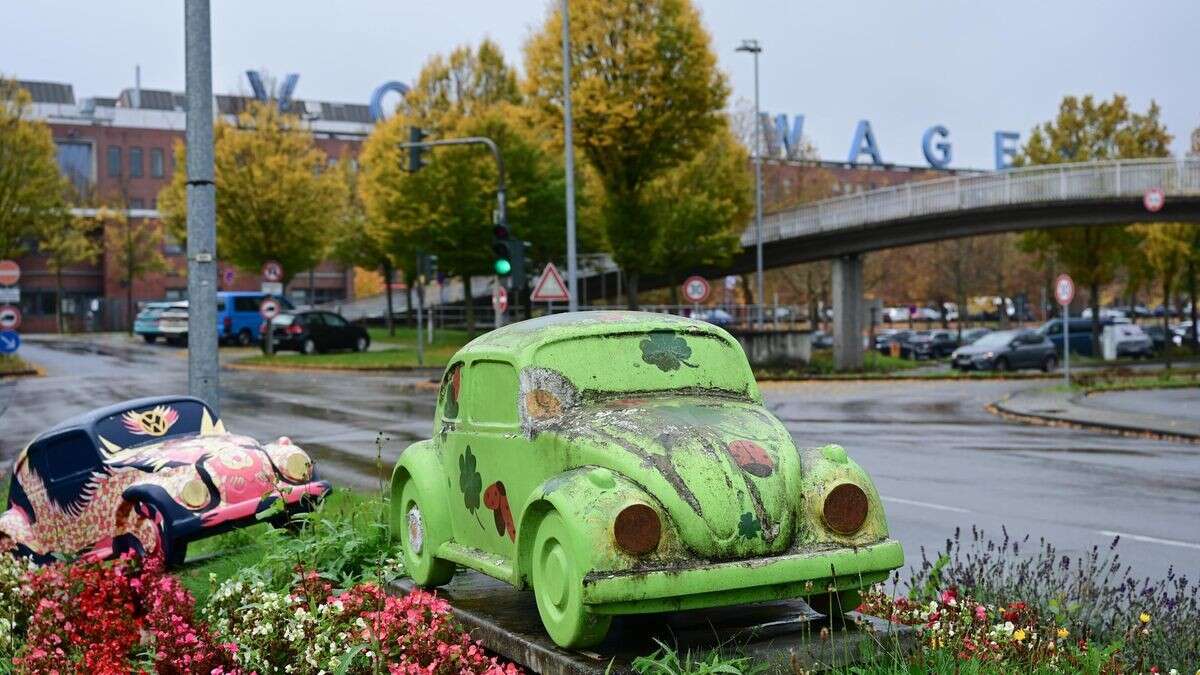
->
[908, 329, 958, 359]
[875, 329, 915, 356]
[950, 329, 1057, 372]
[263, 310, 370, 355]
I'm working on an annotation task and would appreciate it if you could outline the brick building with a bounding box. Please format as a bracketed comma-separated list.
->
[16, 79, 371, 333]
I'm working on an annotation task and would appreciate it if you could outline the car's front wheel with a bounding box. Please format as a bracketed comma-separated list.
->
[120, 501, 186, 567]
[142, 334, 156, 344]
[355, 335, 369, 352]
[1041, 354, 1057, 372]
[531, 511, 612, 648]
[302, 338, 318, 355]
[398, 480, 454, 587]
[805, 588, 864, 624]
[993, 357, 1010, 373]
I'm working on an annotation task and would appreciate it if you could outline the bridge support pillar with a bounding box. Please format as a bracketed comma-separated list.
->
[832, 254, 864, 371]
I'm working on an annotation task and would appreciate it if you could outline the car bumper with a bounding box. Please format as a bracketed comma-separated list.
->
[580, 538, 902, 615]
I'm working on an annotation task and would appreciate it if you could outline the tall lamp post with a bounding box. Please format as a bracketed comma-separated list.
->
[736, 39, 764, 328]
[561, 0, 579, 312]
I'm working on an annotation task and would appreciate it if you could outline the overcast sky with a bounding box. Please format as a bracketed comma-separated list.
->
[4, 1, 1197, 169]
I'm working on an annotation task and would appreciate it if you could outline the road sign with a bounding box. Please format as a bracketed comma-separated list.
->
[492, 285, 508, 313]
[682, 276, 710, 304]
[0, 330, 19, 354]
[724, 275, 738, 290]
[0, 287, 18, 303]
[222, 268, 236, 286]
[0, 260, 19, 286]
[1143, 187, 1165, 213]
[262, 260, 284, 282]
[0, 306, 20, 330]
[259, 297, 282, 320]
[1054, 273, 1075, 306]
[261, 281, 284, 296]
[531, 262, 570, 302]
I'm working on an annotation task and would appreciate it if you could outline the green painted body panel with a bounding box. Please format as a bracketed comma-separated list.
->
[391, 311, 902, 647]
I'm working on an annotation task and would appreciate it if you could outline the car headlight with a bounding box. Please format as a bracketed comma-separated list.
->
[822, 483, 868, 535]
[279, 452, 312, 482]
[981, 351, 994, 359]
[180, 478, 210, 510]
[613, 504, 660, 555]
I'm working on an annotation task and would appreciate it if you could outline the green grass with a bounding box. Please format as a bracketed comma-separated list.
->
[1077, 368, 1200, 394]
[755, 350, 920, 378]
[237, 326, 472, 370]
[0, 354, 35, 375]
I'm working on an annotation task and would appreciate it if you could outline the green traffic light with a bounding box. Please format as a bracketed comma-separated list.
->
[494, 259, 512, 275]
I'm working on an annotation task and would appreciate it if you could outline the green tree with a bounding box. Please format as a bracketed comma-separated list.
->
[645, 121, 752, 299]
[1132, 222, 1196, 365]
[0, 77, 68, 259]
[101, 206, 167, 331]
[1016, 94, 1172, 354]
[524, 0, 729, 307]
[36, 213, 99, 333]
[159, 101, 347, 287]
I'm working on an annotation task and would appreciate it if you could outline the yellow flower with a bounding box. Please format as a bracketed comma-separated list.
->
[1057, 627, 1069, 639]
[1139, 612, 1151, 624]
[1013, 629, 1027, 642]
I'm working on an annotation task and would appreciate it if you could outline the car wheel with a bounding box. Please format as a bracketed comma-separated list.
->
[993, 357, 1010, 373]
[355, 336, 369, 352]
[398, 480, 455, 587]
[805, 588, 863, 623]
[142, 334, 156, 344]
[531, 511, 612, 648]
[123, 501, 187, 567]
[237, 329, 252, 347]
[302, 339, 317, 355]
[1041, 354, 1057, 373]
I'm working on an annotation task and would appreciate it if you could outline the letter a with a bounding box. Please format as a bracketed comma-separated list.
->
[847, 120, 883, 165]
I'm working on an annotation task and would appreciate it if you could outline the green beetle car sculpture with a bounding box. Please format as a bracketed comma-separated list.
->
[391, 311, 902, 648]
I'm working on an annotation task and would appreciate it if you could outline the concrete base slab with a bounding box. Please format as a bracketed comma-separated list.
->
[391, 570, 915, 674]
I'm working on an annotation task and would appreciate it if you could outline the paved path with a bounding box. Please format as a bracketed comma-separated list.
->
[993, 385, 1200, 441]
[1088, 388, 1200, 424]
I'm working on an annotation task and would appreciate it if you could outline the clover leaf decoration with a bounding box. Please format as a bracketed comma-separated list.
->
[639, 332, 698, 372]
[458, 446, 482, 516]
[738, 512, 762, 540]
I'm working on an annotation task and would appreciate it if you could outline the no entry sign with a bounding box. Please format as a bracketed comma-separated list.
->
[1143, 187, 1165, 213]
[0, 260, 20, 286]
[492, 285, 508, 313]
[1054, 273, 1075, 307]
[259, 297, 282, 320]
[0, 305, 21, 330]
[682, 276, 711, 304]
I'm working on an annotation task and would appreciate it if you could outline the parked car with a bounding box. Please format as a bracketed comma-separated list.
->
[153, 292, 296, 346]
[392, 312, 901, 648]
[0, 396, 330, 566]
[264, 310, 370, 355]
[692, 308, 734, 327]
[960, 327, 992, 345]
[951, 329, 1057, 372]
[1110, 324, 1153, 359]
[133, 301, 184, 344]
[908, 329, 958, 359]
[1037, 317, 1115, 357]
[157, 305, 190, 345]
[875, 329, 914, 356]
[811, 330, 834, 350]
[1143, 324, 1170, 352]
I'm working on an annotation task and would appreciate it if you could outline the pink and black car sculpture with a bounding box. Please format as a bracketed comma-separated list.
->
[0, 396, 330, 566]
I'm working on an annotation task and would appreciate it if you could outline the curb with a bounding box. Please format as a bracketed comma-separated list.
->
[988, 393, 1200, 444]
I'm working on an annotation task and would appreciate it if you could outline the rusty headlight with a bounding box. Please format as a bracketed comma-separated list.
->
[822, 483, 868, 535]
[279, 452, 312, 482]
[613, 504, 660, 555]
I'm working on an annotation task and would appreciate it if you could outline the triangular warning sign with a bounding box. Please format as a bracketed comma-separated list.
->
[531, 262, 571, 302]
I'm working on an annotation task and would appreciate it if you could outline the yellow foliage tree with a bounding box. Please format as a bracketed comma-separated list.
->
[35, 213, 99, 332]
[0, 77, 68, 259]
[1133, 222, 1197, 364]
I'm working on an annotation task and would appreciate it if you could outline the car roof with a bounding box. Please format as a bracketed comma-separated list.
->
[455, 311, 737, 365]
[217, 291, 268, 297]
[32, 395, 210, 445]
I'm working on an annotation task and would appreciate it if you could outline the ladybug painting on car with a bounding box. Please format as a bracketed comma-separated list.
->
[0, 396, 330, 566]
[391, 311, 902, 648]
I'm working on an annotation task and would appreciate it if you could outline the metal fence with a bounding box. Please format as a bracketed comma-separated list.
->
[744, 157, 1200, 246]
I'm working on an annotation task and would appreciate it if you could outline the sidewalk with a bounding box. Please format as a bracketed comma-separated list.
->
[990, 385, 1200, 442]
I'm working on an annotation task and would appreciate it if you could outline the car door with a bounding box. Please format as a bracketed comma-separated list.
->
[461, 359, 526, 560]
[25, 430, 105, 552]
[1016, 332, 1045, 367]
[322, 312, 353, 350]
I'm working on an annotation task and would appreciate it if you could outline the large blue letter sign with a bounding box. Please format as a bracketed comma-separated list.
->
[370, 81, 411, 122]
[994, 131, 1020, 170]
[774, 114, 805, 160]
[245, 70, 299, 112]
[847, 120, 883, 165]
[921, 125, 951, 169]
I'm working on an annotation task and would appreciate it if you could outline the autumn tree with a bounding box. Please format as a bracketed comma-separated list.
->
[35, 213, 99, 332]
[1133, 223, 1196, 365]
[0, 77, 68, 259]
[98, 207, 167, 331]
[159, 101, 347, 286]
[524, 0, 729, 307]
[1016, 94, 1172, 354]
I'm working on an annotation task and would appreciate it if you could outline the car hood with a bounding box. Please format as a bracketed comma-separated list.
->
[538, 394, 800, 560]
[953, 343, 1001, 357]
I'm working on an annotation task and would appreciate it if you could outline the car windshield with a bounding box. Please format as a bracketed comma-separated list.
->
[532, 331, 755, 400]
[972, 331, 1017, 348]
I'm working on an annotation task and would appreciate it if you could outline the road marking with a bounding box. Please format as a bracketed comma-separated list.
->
[1096, 530, 1200, 551]
[881, 496, 972, 514]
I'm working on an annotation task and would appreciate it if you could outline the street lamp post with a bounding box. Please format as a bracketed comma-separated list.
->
[561, 0, 579, 312]
[736, 39, 764, 328]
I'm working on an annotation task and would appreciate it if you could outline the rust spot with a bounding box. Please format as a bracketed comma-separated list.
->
[727, 440, 774, 477]
[525, 389, 563, 420]
[613, 504, 661, 555]
[823, 483, 868, 535]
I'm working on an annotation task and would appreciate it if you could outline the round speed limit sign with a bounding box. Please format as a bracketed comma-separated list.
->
[1054, 273, 1075, 307]
[682, 276, 711, 304]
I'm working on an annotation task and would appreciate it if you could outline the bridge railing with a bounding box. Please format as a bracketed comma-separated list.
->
[745, 157, 1200, 246]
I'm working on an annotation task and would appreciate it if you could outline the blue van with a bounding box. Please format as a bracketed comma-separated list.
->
[1037, 317, 1114, 357]
[218, 291, 294, 345]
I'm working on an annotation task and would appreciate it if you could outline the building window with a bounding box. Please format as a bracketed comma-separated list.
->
[130, 147, 144, 178]
[150, 148, 165, 178]
[55, 140, 93, 194]
[107, 146, 122, 177]
[163, 232, 183, 256]
[130, 198, 145, 210]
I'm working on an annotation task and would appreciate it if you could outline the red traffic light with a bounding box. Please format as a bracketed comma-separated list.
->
[493, 224, 510, 240]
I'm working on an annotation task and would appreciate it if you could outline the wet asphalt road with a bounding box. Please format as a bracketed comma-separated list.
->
[2, 335, 1197, 583]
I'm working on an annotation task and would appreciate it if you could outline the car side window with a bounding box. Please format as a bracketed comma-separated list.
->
[235, 297, 258, 312]
[323, 313, 348, 328]
[305, 313, 326, 327]
[440, 362, 464, 421]
[29, 431, 101, 484]
[467, 361, 519, 427]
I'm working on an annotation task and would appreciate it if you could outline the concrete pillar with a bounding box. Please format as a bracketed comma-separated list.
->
[832, 254, 864, 370]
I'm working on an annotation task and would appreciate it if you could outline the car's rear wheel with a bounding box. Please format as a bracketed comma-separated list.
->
[531, 511, 612, 648]
[398, 480, 454, 587]
[142, 334, 156, 344]
[236, 329, 252, 346]
[1041, 354, 1057, 372]
[302, 338, 317, 355]
[355, 336, 369, 352]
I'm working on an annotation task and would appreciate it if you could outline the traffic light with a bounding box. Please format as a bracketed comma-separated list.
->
[491, 225, 527, 289]
[418, 253, 438, 282]
[407, 126, 427, 172]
